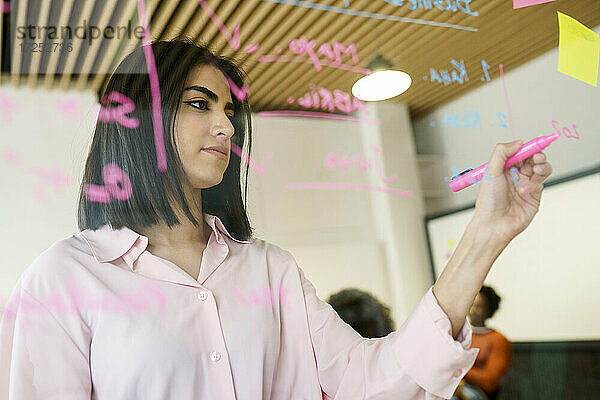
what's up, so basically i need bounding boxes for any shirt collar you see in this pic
[80,213,251,265]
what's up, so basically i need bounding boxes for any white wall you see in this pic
[246,113,395,312]
[249,105,431,324]
[413,25,600,215]
[0,86,98,298]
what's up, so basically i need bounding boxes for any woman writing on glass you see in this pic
[0,40,552,400]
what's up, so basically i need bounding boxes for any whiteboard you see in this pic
[426,168,600,342]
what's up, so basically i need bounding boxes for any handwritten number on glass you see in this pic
[496,112,508,128]
[481,59,491,81]
[98,92,140,129]
[85,164,133,203]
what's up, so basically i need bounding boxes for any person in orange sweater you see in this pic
[464,286,512,399]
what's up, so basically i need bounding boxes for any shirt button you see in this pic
[210,351,221,362]
[453,368,463,378]
[197,291,208,301]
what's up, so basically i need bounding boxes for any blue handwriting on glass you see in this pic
[428,59,492,85]
[442,110,481,129]
[430,111,508,129]
[378,0,478,16]
[429,59,469,85]
[261,1,478,31]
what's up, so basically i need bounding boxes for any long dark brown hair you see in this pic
[77,39,253,241]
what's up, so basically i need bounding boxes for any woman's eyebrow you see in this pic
[183,85,234,112]
[183,85,219,102]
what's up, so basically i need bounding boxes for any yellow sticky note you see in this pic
[557,12,600,87]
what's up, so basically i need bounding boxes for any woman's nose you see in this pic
[211,116,235,139]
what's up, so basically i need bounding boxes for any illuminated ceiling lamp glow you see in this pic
[352,54,411,101]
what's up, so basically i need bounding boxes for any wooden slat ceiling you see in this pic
[1,0,599,117]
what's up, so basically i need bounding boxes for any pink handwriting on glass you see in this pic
[226,75,250,102]
[287,84,367,114]
[1,281,167,332]
[230,143,273,177]
[321,146,397,184]
[135,0,167,172]
[229,284,289,310]
[0,91,22,121]
[197,0,241,50]
[190,3,364,101]
[58,98,84,121]
[197,0,262,54]
[98,91,140,129]
[198,1,366,74]
[551,120,580,140]
[287,37,359,72]
[85,163,133,203]
[192,0,251,101]
[2,150,74,201]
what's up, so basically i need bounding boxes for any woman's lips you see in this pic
[202,148,228,161]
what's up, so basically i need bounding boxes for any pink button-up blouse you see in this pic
[0,213,478,400]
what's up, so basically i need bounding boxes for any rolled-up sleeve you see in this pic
[0,280,92,399]
[297,264,479,400]
[390,287,479,399]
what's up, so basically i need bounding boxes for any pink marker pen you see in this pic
[449,132,560,192]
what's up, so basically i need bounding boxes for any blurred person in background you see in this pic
[327,288,395,338]
[463,286,512,399]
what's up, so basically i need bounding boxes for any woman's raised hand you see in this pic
[472,140,553,246]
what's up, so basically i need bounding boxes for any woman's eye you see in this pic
[188,100,208,110]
